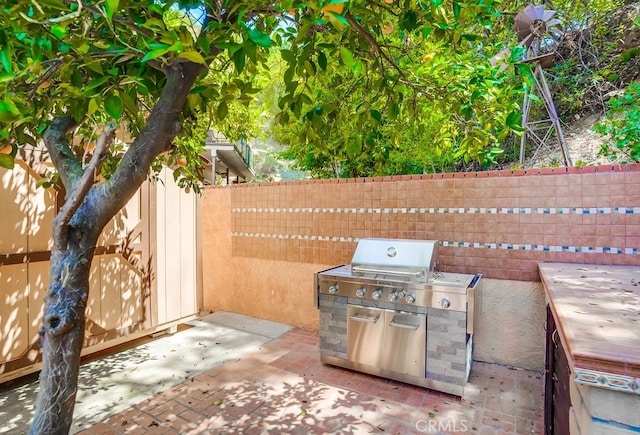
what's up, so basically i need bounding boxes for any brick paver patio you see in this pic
[81,328,544,434]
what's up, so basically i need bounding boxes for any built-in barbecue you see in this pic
[314,238,481,396]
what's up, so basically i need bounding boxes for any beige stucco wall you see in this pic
[473,278,546,371]
[202,187,327,329]
[203,257,325,330]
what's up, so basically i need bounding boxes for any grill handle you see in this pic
[349,313,380,324]
[352,266,423,277]
[389,319,420,330]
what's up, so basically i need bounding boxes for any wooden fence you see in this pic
[0,158,200,383]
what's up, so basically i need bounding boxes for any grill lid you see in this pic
[351,238,438,282]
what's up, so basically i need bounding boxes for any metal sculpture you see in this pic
[513,4,572,166]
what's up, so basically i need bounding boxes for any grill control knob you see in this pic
[356,288,366,297]
[388,291,398,302]
[328,285,339,294]
[405,294,416,304]
[372,289,383,300]
[440,298,451,308]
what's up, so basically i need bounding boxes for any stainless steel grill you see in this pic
[314,238,481,396]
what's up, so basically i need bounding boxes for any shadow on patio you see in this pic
[79,325,544,434]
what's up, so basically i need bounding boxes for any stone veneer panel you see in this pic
[426,308,468,386]
[318,294,347,360]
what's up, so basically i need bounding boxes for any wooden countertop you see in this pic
[539,262,640,377]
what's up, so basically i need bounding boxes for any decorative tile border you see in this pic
[232,232,358,242]
[442,241,628,254]
[231,233,638,255]
[574,367,640,395]
[231,206,640,215]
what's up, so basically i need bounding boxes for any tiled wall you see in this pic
[225,165,640,281]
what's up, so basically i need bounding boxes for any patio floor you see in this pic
[80,326,545,434]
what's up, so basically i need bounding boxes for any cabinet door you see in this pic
[380,310,426,377]
[347,306,385,367]
[545,305,571,435]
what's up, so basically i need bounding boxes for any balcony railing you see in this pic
[207,134,252,171]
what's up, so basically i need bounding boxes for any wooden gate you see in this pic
[0,159,200,382]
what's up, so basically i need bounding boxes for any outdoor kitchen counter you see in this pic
[539,262,640,378]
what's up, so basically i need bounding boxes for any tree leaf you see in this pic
[247,28,271,48]
[304,60,316,76]
[50,24,67,39]
[453,2,461,20]
[233,48,245,73]
[327,11,348,27]
[104,94,123,120]
[141,46,169,63]
[0,153,14,169]
[400,10,418,31]
[340,47,354,67]
[120,92,137,116]
[88,97,100,116]
[317,51,327,71]
[346,141,362,158]
[0,45,12,74]
[244,39,257,63]
[506,111,524,132]
[216,101,228,120]
[82,76,110,96]
[106,0,119,20]
[178,50,206,64]
[280,49,296,64]
[0,99,21,122]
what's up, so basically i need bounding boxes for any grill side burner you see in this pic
[314,238,481,396]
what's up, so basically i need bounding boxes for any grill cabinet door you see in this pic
[347,306,385,368]
[381,310,426,377]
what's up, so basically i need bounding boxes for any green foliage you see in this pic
[269,0,526,177]
[0,0,271,189]
[6,0,628,187]
[594,83,640,161]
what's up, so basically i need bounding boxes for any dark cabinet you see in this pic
[545,305,571,435]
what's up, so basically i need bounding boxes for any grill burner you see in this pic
[315,238,481,396]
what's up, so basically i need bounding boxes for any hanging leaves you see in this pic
[104,94,123,120]
[247,28,271,48]
[216,101,228,121]
[106,0,120,20]
[339,47,354,67]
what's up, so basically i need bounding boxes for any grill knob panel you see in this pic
[440,298,451,308]
[388,291,398,302]
[356,287,366,297]
[405,294,416,304]
[372,289,383,300]
[328,285,339,294]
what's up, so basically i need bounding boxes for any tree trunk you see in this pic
[28,61,206,434]
[29,225,97,435]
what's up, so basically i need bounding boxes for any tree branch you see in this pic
[56,122,117,229]
[364,0,400,16]
[92,61,207,227]
[60,0,155,39]
[344,12,405,78]
[43,116,82,191]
